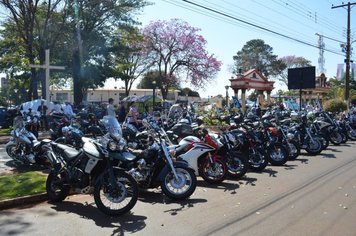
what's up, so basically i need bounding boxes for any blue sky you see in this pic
[132,0,355,98]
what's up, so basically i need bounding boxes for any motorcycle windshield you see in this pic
[102,115,122,139]
[13,115,24,129]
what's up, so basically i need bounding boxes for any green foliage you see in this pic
[279,55,312,87]
[0,171,47,201]
[233,39,286,77]
[323,99,347,113]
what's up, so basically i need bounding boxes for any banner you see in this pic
[336,64,344,81]
[231,96,241,108]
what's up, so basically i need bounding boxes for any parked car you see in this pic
[0,106,8,128]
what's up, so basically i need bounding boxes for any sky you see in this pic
[123,0,356,98]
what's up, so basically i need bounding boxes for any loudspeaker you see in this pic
[288,66,316,90]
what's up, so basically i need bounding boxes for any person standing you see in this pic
[128,101,139,127]
[37,100,48,130]
[118,102,126,123]
[107,98,116,117]
[63,102,75,119]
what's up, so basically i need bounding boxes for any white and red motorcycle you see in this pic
[173,128,228,184]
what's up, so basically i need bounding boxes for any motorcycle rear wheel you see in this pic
[161,167,197,200]
[199,157,227,184]
[94,170,138,216]
[46,170,70,202]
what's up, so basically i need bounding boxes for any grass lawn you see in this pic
[0,171,47,201]
[0,128,11,135]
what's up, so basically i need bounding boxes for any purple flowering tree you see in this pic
[141,18,222,99]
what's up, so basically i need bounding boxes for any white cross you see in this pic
[29,49,65,101]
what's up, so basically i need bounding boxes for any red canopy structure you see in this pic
[229,69,274,110]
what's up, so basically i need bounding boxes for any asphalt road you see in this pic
[0,142,356,236]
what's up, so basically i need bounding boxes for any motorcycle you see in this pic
[176,128,228,184]
[215,128,249,179]
[110,118,197,200]
[47,116,138,216]
[6,114,50,165]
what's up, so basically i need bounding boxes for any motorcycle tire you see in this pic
[226,151,249,179]
[318,135,329,150]
[248,147,269,172]
[94,169,138,216]
[305,138,322,155]
[6,143,17,158]
[199,157,227,184]
[46,170,70,202]
[329,131,342,145]
[347,128,356,141]
[161,167,197,200]
[340,132,348,144]
[287,140,301,160]
[268,143,289,166]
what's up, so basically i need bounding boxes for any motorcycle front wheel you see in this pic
[226,151,249,179]
[46,170,70,202]
[268,143,289,166]
[287,140,300,160]
[6,143,17,159]
[161,167,197,200]
[94,170,138,216]
[199,157,227,184]
[347,128,356,140]
[329,131,342,145]
[248,147,269,172]
[305,138,322,155]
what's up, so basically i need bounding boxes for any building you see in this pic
[49,86,185,105]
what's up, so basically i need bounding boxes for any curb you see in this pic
[0,193,48,210]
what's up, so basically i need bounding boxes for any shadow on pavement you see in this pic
[50,200,147,236]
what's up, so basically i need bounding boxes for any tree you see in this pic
[69,0,149,105]
[0,0,70,100]
[141,18,221,99]
[279,55,312,87]
[233,39,286,77]
[137,70,180,89]
[111,27,151,96]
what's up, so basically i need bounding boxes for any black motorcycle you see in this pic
[47,118,138,216]
[110,119,197,200]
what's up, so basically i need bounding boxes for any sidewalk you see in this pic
[0,131,52,209]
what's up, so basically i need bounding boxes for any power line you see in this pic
[181,0,344,56]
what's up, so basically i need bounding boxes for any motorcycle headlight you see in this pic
[108,141,118,151]
[287,133,295,139]
[118,139,127,150]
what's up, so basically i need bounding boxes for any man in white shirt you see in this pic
[63,102,74,118]
[107,98,116,117]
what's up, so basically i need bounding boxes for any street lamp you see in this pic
[13,88,18,106]
[225,85,229,108]
[152,80,156,111]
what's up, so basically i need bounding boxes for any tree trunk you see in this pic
[72,50,84,106]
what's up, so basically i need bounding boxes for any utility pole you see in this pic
[332,2,356,110]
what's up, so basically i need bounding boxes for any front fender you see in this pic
[5,139,15,147]
[158,160,193,182]
[95,166,127,185]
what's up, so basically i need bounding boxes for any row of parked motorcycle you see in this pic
[5,106,356,216]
